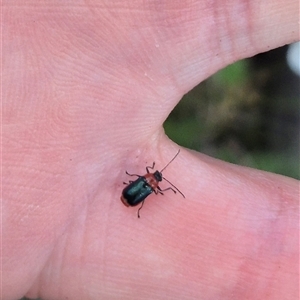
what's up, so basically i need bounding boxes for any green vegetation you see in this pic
[164,54,299,179]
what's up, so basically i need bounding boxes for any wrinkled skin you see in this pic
[3,0,299,299]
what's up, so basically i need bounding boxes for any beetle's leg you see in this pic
[137,200,145,218]
[161,177,185,198]
[124,172,140,185]
[123,180,134,185]
[158,186,177,194]
[146,162,155,173]
[154,187,164,195]
[125,171,140,177]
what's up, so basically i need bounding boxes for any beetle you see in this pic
[121,149,185,218]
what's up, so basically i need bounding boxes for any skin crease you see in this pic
[2,0,299,299]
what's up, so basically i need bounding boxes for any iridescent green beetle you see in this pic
[121,150,185,218]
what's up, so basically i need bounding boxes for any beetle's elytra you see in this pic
[121,150,185,218]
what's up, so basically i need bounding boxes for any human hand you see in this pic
[3,0,299,299]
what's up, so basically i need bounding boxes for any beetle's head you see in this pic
[153,171,163,182]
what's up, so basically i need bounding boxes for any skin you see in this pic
[2,0,299,299]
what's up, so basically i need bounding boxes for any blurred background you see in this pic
[164,43,300,179]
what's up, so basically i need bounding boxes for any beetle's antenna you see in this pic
[162,176,185,198]
[160,149,180,173]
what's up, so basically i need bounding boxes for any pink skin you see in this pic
[3,0,299,299]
